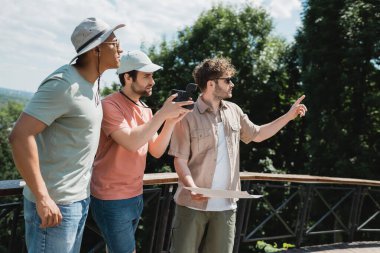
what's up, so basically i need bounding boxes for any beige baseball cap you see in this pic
[116,50,162,74]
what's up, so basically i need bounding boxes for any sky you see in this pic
[0,0,302,93]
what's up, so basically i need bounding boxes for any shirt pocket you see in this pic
[229,123,240,147]
[230,123,240,132]
[190,128,213,154]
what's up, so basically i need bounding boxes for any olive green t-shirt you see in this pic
[23,65,102,204]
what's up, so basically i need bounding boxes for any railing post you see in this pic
[233,180,250,253]
[349,186,362,241]
[8,202,22,253]
[295,184,313,247]
[154,184,173,253]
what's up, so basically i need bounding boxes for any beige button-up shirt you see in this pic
[169,96,260,210]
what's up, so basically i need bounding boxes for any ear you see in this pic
[124,73,132,84]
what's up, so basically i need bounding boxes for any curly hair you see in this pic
[192,57,236,92]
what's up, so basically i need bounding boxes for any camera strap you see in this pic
[119,90,149,108]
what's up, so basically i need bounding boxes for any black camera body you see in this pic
[171,83,197,109]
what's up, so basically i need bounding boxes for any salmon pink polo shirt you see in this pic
[91,92,153,200]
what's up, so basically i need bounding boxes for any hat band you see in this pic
[76,28,108,53]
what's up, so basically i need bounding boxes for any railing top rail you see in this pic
[0,180,25,197]
[239,172,380,187]
[144,172,380,187]
[1,172,380,196]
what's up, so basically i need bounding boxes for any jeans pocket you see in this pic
[23,198,40,225]
[136,195,144,217]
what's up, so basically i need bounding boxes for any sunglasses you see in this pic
[103,39,120,48]
[213,77,234,84]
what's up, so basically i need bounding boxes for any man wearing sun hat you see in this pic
[90,50,193,253]
[9,17,125,253]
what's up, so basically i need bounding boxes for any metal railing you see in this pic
[1,172,379,253]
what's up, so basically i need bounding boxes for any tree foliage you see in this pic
[0,101,23,180]
[0,102,24,252]
[101,82,119,97]
[296,0,380,178]
[1,1,379,251]
[146,4,307,174]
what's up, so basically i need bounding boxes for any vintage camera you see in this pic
[171,83,197,109]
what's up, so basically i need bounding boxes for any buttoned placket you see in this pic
[220,107,234,188]
[209,108,219,179]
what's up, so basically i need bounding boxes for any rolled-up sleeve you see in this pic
[169,117,191,160]
[238,106,260,144]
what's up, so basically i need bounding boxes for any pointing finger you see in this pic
[294,95,306,106]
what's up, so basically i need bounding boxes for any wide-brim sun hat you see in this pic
[70,17,126,64]
[116,50,162,74]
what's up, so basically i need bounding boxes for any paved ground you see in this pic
[288,241,380,253]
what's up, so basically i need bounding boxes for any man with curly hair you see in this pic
[169,57,307,253]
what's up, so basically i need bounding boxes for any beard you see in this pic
[131,82,152,97]
[214,82,232,100]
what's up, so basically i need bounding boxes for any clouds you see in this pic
[268,0,301,18]
[0,0,300,92]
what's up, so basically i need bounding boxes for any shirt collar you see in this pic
[196,94,228,114]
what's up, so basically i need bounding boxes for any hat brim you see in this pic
[69,24,125,64]
[137,64,163,73]
[117,63,162,74]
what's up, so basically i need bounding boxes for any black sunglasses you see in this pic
[213,77,234,84]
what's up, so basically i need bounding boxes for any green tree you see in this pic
[0,101,24,253]
[296,0,380,178]
[147,4,307,174]
[101,82,120,97]
[0,101,23,180]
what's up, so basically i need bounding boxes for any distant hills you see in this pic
[0,87,34,107]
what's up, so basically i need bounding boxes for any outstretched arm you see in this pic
[111,94,193,152]
[9,113,62,228]
[253,95,307,142]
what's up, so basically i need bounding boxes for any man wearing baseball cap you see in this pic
[90,50,193,253]
[9,17,125,252]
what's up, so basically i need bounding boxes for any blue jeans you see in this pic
[90,195,143,253]
[23,197,90,253]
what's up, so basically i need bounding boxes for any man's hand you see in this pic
[187,187,209,202]
[174,158,208,201]
[160,94,193,120]
[287,95,307,120]
[36,196,63,228]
